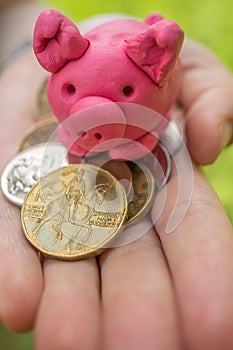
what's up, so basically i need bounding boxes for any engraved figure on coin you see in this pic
[31,168,112,252]
[7,157,40,195]
[31,179,67,239]
[59,168,93,251]
[59,169,112,251]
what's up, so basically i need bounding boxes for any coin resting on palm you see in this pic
[1,143,68,206]
[34,77,51,120]
[86,154,154,226]
[18,116,58,152]
[21,164,128,260]
[86,154,133,196]
[126,162,155,226]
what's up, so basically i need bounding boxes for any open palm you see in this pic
[0,21,233,350]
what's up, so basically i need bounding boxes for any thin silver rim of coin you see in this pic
[1,142,68,207]
[155,142,172,193]
[159,120,184,157]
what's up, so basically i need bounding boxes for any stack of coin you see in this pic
[34,77,52,120]
[1,145,157,259]
[18,116,59,152]
[19,159,156,259]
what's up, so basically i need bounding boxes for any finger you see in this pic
[99,223,182,350]
[0,192,43,332]
[35,258,101,350]
[179,38,233,164]
[0,52,47,332]
[0,51,47,166]
[1,50,46,119]
[152,164,233,350]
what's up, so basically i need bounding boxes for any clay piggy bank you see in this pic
[33,10,184,160]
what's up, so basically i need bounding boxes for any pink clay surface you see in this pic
[33,10,184,160]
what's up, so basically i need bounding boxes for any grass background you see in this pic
[1,0,232,348]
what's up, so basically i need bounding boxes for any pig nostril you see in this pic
[94,133,102,140]
[123,85,134,97]
[62,83,76,98]
[66,84,76,95]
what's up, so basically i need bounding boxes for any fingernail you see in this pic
[220,120,233,151]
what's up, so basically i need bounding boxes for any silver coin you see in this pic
[143,142,171,193]
[1,143,68,206]
[159,120,184,157]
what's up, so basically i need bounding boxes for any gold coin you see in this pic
[34,77,51,120]
[86,153,133,196]
[126,162,155,226]
[18,116,59,152]
[21,164,127,260]
[87,156,154,225]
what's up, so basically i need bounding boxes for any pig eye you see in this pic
[123,85,134,97]
[62,83,76,98]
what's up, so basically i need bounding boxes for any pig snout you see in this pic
[60,97,127,154]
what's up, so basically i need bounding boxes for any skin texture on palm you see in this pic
[0,33,233,350]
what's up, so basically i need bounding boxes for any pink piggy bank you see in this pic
[33,10,184,160]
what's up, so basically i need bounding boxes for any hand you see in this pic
[0,39,233,350]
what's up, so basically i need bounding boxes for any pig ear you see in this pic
[144,13,164,26]
[33,10,90,73]
[125,20,184,87]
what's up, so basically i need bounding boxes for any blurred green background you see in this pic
[1,0,232,348]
